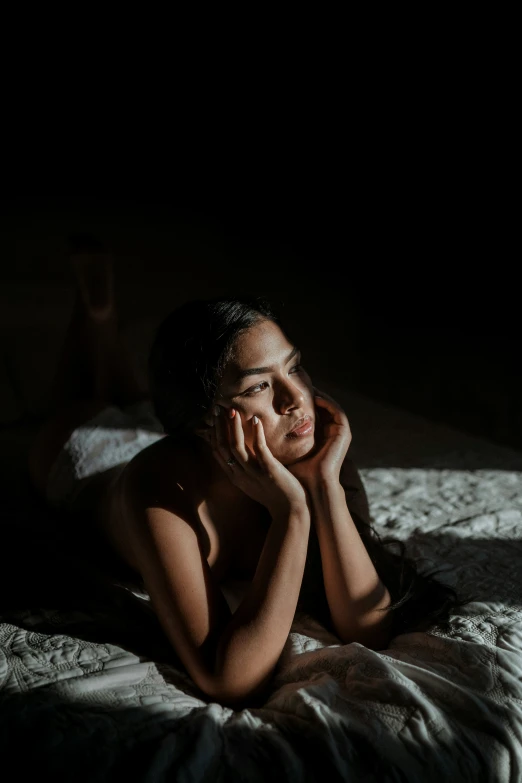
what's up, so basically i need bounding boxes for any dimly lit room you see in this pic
[1,157,521,781]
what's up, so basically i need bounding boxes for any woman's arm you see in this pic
[126,493,310,709]
[126,406,312,708]
[214,505,310,704]
[208,406,312,704]
[307,477,393,649]
[289,391,393,650]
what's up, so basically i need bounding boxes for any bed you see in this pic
[0,384,521,782]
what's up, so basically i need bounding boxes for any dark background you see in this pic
[2,175,520,451]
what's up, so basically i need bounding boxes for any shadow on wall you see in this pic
[2,204,521,463]
[5,202,521,452]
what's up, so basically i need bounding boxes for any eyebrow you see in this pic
[234,346,300,382]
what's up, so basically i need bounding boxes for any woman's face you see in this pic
[214,319,316,465]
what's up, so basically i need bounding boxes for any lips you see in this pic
[286,414,314,438]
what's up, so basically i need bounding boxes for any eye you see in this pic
[240,363,304,397]
[242,381,269,396]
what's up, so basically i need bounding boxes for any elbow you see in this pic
[178,650,263,706]
[203,665,275,709]
[215,672,274,708]
[205,640,277,707]
[192,639,259,706]
[188,672,249,708]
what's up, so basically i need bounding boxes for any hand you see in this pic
[288,388,352,486]
[210,405,309,519]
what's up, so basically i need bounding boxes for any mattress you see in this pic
[0,388,521,782]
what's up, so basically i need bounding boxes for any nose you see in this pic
[275,377,305,414]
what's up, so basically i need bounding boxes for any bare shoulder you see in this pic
[102,436,234,697]
[101,435,203,572]
[126,430,201,490]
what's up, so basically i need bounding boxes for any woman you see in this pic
[28,239,464,708]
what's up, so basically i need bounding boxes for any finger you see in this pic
[313,388,343,412]
[314,393,349,425]
[210,414,239,473]
[228,408,249,463]
[314,393,341,411]
[313,386,337,403]
[251,416,273,470]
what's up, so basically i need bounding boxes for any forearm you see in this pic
[214,505,310,705]
[309,479,392,648]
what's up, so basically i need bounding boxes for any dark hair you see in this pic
[149,296,474,639]
[347,513,475,636]
[300,502,476,639]
[148,296,279,436]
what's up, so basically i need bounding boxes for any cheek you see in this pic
[237,406,279,450]
[300,372,314,398]
[237,410,314,464]
[235,404,267,445]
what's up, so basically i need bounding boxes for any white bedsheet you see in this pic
[1,391,521,782]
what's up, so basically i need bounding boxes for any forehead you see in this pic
[222,320,293,379]
[234,320,291,361]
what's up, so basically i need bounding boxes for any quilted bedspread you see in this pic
[1,390,521,782]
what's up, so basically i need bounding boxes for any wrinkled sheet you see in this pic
[1,390,521,782]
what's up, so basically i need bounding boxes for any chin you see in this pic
[278,435,316,466]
